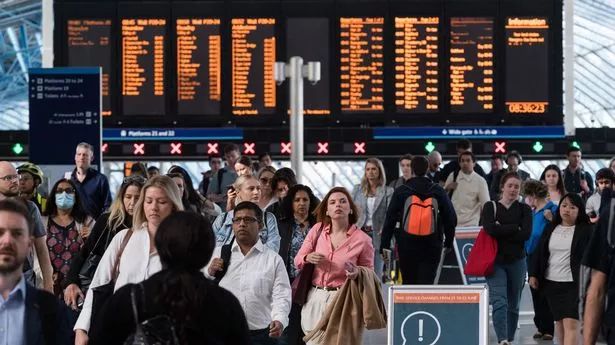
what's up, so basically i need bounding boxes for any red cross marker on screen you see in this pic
[101,143,108,153]
[354,142,366,154]
[281,142,292,154]
[244,142,256,155]
[317,142,329,154]
[170,143,182,155]
[133,143,145,155]
[495,141,507,153]
[207,142,219,155]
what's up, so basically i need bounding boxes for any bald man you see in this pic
[0,162,53,292]
[427,151,442,182]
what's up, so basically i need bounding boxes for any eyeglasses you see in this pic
[123,175,147,185]
[56,187,75,194]
[0,175,20,182]
[232,216,258,224]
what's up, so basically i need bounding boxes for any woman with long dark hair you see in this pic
[90,211,250,344]
[42,178,95,297]
[63,175,146,309]
[529,193,593,345]
[168,165,220,219]
[540,165,566,205]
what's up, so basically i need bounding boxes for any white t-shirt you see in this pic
[366,196,376,227]
[545,224,575,282]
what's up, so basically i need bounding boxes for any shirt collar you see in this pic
[2,275,26,303]
[231,237,265,254]
[459,171,475,181]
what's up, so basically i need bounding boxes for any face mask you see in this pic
[55,192,75,209]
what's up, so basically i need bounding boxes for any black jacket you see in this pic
[64,212,131,289]
[482,200,532,264]
[278,218,316,277]
[25,284,74,345]
[529,222,593,287]
[89,270,251,345]
[380,176,457,252]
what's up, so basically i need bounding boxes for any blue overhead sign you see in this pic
[103,128,244,141]
[373,126,565,139]
[28,67,102,167]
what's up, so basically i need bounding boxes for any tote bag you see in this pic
[464,201,498,277]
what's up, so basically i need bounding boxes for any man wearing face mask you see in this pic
[0,161,54,292]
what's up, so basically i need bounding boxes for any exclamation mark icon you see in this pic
[418,319,424,342]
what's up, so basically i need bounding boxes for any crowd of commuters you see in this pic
[0,138,615,344]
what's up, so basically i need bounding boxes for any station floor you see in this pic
[360,284,605,345]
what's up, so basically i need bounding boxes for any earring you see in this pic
[349,210,353,214]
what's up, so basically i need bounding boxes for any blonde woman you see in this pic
[63,175,146,309]
[74,175,184,345]
[351,158,393,281]
[213,174,281,252]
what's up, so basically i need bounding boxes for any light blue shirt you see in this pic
[525,201,559,255]
[212,210,281,253]
[0,275,26,345]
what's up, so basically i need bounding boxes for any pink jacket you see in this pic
[294,222,374,288]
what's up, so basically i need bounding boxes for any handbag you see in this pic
[464,201,499,277]
[291,223,324,306]
[91,229,134,328]
[124,284,180,345]
[78,227,112,292]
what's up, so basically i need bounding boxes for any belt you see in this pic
[312,284,340,291]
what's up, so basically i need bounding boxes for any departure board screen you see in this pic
[505,17,549,114]
[67,19,112,116]
[176,18,221,115]
[450,17,494,113]
[231,18,276,116]
[394,17,439,113]
[121,18,167,115]
[339,17,384,113]
[287,18,330,115]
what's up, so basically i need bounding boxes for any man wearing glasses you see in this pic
[207,143,241,208]
[205,201,291,345]
[68,142,112,220]
[0,161,54,292]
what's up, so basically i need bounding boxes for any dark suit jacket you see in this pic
[25,284,74,345]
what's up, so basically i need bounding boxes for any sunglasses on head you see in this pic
[123,175,147,185]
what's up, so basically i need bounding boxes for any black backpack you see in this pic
[124,284,180,345]
[214,236,234,284]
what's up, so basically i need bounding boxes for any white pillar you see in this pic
[564,0,575,135]
[41,0,54,67]
[289,56,304,184]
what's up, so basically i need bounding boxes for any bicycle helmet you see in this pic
[17,162,44,182]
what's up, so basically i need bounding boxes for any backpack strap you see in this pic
[214,236,235,284]
[217,168,226,193]
[448,169,460,198]
[112,229,134,282]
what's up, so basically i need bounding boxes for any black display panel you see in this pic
[286,18,330,115]
[505,17,549,114]
[176,18,221,115]
[231,18,276,116]
[66,19,113,116]
[449,17,494,113]
[121,18,167,116]
[339,17,384,113]
[394,16,439,113]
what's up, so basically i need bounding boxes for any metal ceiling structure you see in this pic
[0,0,613,131]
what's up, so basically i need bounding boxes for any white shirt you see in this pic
[75,225,163,332]
[546,224,575,282]
[366,196,376,227]
[204,240,291,330]
[446,171,490,227]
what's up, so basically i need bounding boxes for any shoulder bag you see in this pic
[291,223,324,306]
[464,201,499,277]
[90,229,134,328]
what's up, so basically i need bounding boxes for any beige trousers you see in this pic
[300,287,338,345]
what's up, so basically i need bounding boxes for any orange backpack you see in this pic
[401,186,439,237]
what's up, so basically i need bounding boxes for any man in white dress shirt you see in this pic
[206,201,291,345]
[445,151,490,227]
